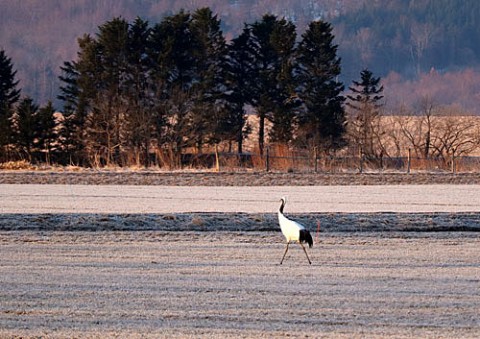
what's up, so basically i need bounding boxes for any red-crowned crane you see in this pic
[278,197,313,265]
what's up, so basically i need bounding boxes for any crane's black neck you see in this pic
[279,199,285,213]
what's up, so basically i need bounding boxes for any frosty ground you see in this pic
[1,231,479,338]
[0,173,479,338]
[2,184,480,214]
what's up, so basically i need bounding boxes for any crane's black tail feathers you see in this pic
[300,230,313,248]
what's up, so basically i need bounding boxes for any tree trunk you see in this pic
[237,135,243,154]
[258,112,265,156]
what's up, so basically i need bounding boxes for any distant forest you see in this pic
[3,0,480,112]
[336,0,480,77]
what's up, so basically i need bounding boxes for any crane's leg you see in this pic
[299,243,312,265]
[280,242,290,265]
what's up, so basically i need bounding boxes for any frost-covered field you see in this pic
[1,181,480,337]
[1,231,479,338]
[2,184,480,213]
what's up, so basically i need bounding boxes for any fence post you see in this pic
[214,144,220,172]
[265,146,270,172]
[314,147,318,173]
[359,147,364,174]
[407,148,411,174]
[451,151,456,174]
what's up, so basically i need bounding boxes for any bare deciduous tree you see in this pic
[430,109,480,160]
[410,22,437,75]
[389,100,480,163]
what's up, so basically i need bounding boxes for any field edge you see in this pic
[1,212,479,232]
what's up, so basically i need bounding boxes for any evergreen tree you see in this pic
[15,97,38,161]
[149,11,196,157]
[190,7,229,150]
[296,20,346,152]
[66,18,130,166]
[35,101,57,164]
[124,17,156,167]
[58,61,81,115]
[150,11,195,91]
[66,33,105,166]
[223,26,257,153]
[267,17,299,144]
[59,18,157,167]
[0,50,20,111]
[346,68,384,159]
[93,17,130,165]
[248,15,297,153]
[58,60,86,165]
[0,50,21,160]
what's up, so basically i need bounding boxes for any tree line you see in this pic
[3,8,384,167]
[5,1,480,108]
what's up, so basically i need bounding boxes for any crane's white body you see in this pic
[278,209,305,242]
[278,197,312,265]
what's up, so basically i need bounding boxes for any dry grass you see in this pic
[3,170,480,186]
[0,160,34,170]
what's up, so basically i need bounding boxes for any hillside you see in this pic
[335,0,480,77]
